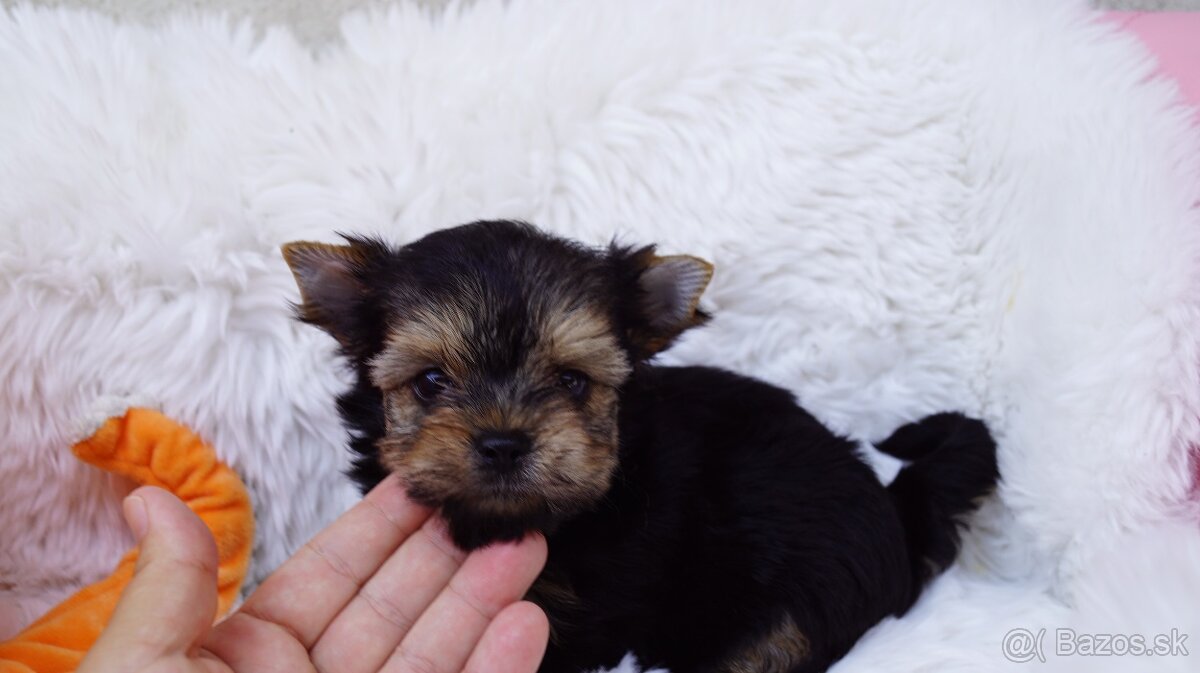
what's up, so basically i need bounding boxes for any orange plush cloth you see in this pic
[0,409,254,673]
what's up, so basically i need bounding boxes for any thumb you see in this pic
[81,486,220,669]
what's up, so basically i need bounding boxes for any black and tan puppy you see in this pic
[283,220,998,673]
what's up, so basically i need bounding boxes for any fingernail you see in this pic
[124,494,149,541]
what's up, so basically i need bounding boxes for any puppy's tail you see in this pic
[877,412,999,610]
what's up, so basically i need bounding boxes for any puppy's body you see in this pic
[530,365,911,673]
[284,221,998,673]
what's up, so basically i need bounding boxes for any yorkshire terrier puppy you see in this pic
[283,220,998,673]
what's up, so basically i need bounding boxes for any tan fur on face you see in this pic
[527,394,620,510]
[717,613,809,673]
[519,306,624,512]
[375,378,621,519]
[541,307,630,387]
[369,296,629,521]
[369,304,477,391]
[377,404,475,504]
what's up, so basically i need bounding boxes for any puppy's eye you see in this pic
[558,370,590,399]
[413,368,451,404]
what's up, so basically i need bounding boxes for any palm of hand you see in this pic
[78,476,549,673]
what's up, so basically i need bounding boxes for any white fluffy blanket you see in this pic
[2,0,1199,670]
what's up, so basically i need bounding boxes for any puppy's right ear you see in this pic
[281,240,371,346]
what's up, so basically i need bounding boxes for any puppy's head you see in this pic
[283,221,712,549]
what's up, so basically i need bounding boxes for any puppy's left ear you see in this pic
[281,240,375,348]
[623,249,714,357]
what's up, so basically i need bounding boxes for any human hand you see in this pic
[78,475,549,673]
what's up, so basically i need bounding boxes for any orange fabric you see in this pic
[0,409,254,673]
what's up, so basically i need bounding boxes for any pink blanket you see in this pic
[1108,12,1200,119]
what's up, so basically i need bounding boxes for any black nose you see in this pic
[473,431,532,474]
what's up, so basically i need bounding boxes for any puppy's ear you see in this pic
[281,240,374,346]
[617,246,714,358]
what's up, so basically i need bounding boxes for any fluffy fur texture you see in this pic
[1,0,1199,670]
[284,220,999,671]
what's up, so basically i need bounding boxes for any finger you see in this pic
[463,602,550,673]
[218,474,431,649]
[79,486,219,669]
[199,612,313,673]
[382,534,548,673]
[310,517,467,673]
